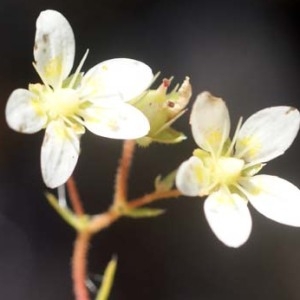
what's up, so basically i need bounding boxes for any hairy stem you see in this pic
[70,188,181,299]
[89,189,181,233]
[72,231,92,300]
[113,140,136,206]
[67,176,85,216]
[129,189,182,209]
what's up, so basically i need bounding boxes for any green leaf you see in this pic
[155,169,177,192]
[124,207,165,218]
[45,192,90,231]
[96,256,118,300]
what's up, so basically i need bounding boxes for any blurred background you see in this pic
[1,0,300,299]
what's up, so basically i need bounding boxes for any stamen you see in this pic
[235,141,255,160]
[70,115,85,126]
[80,91,122,102]
[221,184,231,196]
[171,83,180,93]
[232,183,249,202]
[220,184,240,206]
[159,76,174,92]
[204,141,216,160]
[216,122,230,158]
[68,49,90,89]
[225,116,243,157]
[130,71,161,104]
[243,161,265,170]
[150,71,161,87]
[163,78,170,88]
[203,181,219,195]
[62,117,75,127]
[32,62,52,92]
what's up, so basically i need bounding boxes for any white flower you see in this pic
[5,10,153,188]
[176,91,300,247]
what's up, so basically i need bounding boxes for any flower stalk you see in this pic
[67,176,85,216]
[72,231,92,300]
[113,139,136,207]
[66,139,181,300]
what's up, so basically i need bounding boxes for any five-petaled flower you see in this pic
[5,10,153,188]
[176,91,300,247]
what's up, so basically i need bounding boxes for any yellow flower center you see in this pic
[213,156,244,186]
[43,88,80,119]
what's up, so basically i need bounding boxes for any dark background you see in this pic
[1,0,300,299]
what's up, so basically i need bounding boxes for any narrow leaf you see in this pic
[124,207,165,218]
[155,169,177,192]
[96,256,118,300]
[45,192,89,231]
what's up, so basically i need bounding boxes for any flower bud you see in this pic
[133,76,192,146]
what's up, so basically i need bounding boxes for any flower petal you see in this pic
[5,89,46,133]
[244,175,300,227]
[82,58,153,102]
[176,156,207,196]
[41,121,80,188]
[34,10,75,88]
[190,92,230,153]
[235,106,300,163]
[83,102,150,139]
[204,190,252,248]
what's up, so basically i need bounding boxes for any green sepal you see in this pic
[96,256,118,300]
[152,127,186,144]
[124,207,165,218]
[155,169,177,192]
[136,136,153,147]
[45,192,90,232]
[136,127,186,147]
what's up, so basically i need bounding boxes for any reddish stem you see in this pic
[72,231,91,300]
[113,140,136,206]
[67,176,85,216]
[70,188,181,299]
[129,189,182,209]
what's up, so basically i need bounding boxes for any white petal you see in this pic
[204,191,252,248]
[83,102,150,139]
[176,156,207,196]
[34,10,75,88]
[190,92,230,153]
[236,106,300,163]
[41,121,80,188]
[82,58,153,102]
[5,89,46,133]
[244,175,300,227]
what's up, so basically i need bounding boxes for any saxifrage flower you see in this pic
[6,10,153,188]
[176,91,300,247]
